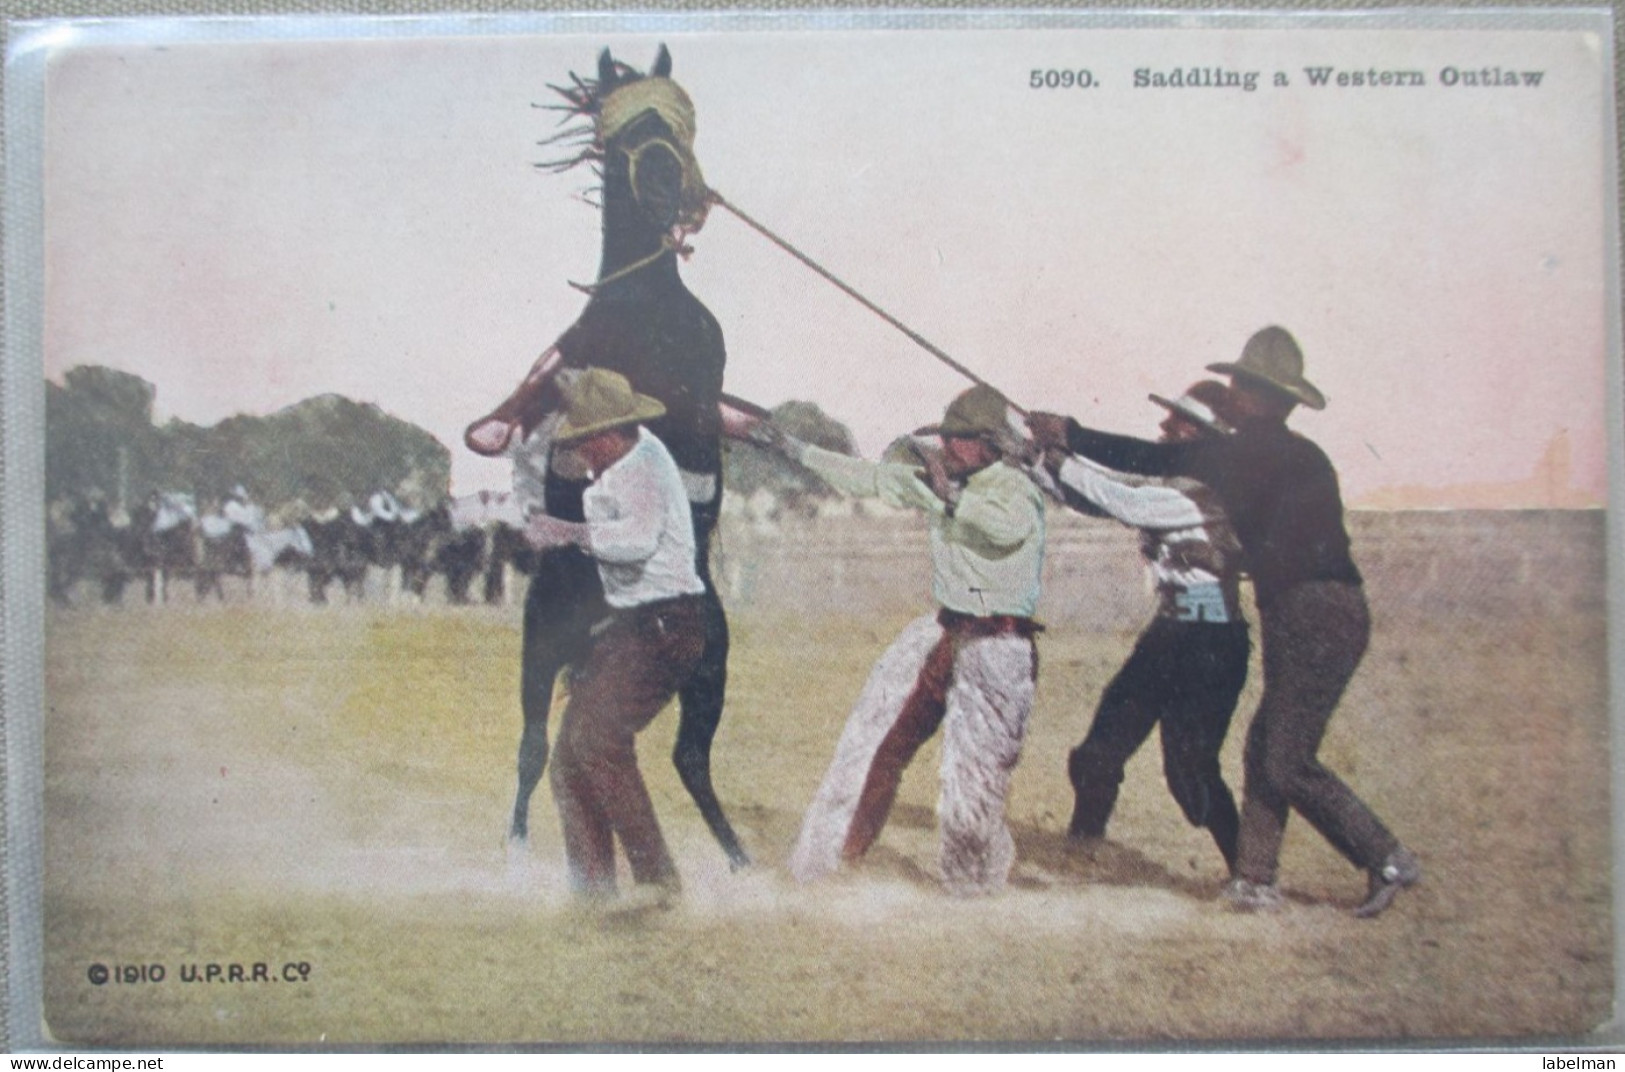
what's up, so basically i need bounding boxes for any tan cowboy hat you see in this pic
[553,367,667,443]
[1149,380,1235,436]
[914,384,1014,439]
[1206,326,1326,411]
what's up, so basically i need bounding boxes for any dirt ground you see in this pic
[39,513,1616,1046]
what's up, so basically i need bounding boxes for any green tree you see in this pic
[45,367,166,509]
[722,400,856,505]
[46,366,451,513]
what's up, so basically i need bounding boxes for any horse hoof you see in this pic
[505,834,532,868]
[504,835,541,887]
[466,419,515,457]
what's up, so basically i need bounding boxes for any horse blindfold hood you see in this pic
[598,78,710,233]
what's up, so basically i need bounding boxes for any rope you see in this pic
[568,233,689,294]
[707,189,1028,417]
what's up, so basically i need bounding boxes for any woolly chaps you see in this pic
[789,613,1036,896]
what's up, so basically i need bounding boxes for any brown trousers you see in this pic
[1235,581,1399,884]
[549,595,705,896]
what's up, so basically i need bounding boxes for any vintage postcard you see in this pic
[5,10,1620,1048]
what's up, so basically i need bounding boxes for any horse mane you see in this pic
[533,47,665,180]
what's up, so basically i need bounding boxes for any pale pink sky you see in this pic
[40,24,1614,501]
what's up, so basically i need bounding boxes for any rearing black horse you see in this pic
[467,46,749,869]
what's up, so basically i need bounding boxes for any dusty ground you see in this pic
[39,513,1615,1046]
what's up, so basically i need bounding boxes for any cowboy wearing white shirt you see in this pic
[524,368,706,903]
[1045,381,1248,872]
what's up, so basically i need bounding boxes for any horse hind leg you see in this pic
[510,551,609,845]
[512,672,573,844]
[195,571,222,602]
[510,719,548,843]
[674,692,751,871]
[673,595,751,870]
[510,625,571,843]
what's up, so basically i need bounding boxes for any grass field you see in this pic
[40,513,1615,1046]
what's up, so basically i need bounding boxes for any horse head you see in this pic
[465,44,716,458]
[540,45,710,275]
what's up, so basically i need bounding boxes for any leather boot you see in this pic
[1353,847,1422,919]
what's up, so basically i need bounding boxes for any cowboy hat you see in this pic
[914,384,1015,439]
[553,367,667,443]
[1206,326,1326,411]
[1149,380,1235,436]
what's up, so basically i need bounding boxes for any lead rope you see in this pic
[709,189,1072,507]
[706,189,1028,418]
[568,231,692,294]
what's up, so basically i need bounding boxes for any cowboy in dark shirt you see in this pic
[1029,326,1420,918]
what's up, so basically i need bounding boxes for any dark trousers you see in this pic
[550,595,706,895]
[510,507,732,851]
[1235,581,1398,884]
[1068,616,1249,868]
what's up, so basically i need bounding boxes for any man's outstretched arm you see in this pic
[1028,411,1187,477]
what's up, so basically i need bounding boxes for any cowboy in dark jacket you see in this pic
[1029,326,1420,918]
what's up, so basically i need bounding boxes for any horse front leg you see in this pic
[674,588,751,870]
